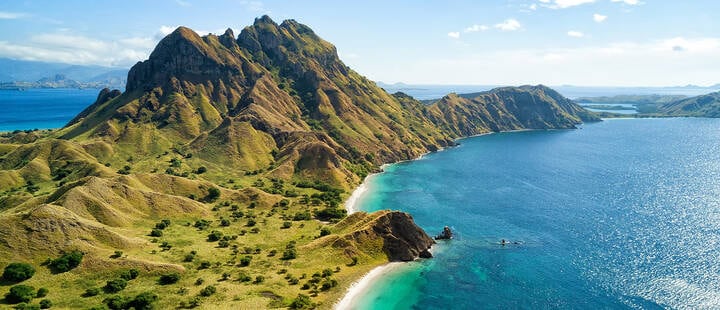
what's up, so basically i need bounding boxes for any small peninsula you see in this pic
[0,16,595,309]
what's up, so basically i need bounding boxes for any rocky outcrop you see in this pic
[327,211,434,261]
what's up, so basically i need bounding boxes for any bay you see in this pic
[0,88,100,132]
[353,118,720,309]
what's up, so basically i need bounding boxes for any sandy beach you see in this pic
[334,262,404,310]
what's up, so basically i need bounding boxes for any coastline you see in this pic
[333,262,404,310]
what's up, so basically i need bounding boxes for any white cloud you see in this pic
[611,0,639,4]
[593,13,607,22]
[464,24,489,33]
[394,37,720,86]
[159,26,177,36]
[448,32,460,39]
[0,11,26,19]
[543,0,596,9]
[239,1,268,13]
[494,19,522,31]
[529,4,538,10]
[175,0,191,7]
[567,31,585,37]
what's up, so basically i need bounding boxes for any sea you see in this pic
[351,118,720,309]
[0,88,101,132]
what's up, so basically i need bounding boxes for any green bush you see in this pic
[36,287,48,298]
[319,227,331,237]
[5,285,35,304]
[82,287,100,297]
[207,230,223,242]
[119,268,140,281]
[3,263,35,282]
[159,272,180,285]
[282,221,292,229]
[103,295,130,310]
[205,187,221,202]
[39,299,52,309]
[281,248,297,260]
[239,256,252,267]
[127,292,158,310]
[199,285,216,297]
[149,229,163,237]
[315,207,347,221]
[103,278,127,293]
[289,294,314,309]
[48,250,83,273]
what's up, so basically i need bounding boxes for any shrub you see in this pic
[82,287,100,297]
[159,273,181,285]
[205,187,221,202]
[195,166,207,174]
[199,285,216,297]
[220,219,231,227]
[3,263,35,282]
[289,294,314,309]
[110,251,123,259]
[218,240,230,248]
[36,287,48,298]
[47,250,83,273]
[281,248,297,260]
[239,256,252,267]
[103,278,128,293]
[103,295,130,310]
[198,261,211,269]
[39,299,52,309]
[5,285,35,304]
[315,207,347,220]
[237,271,252,282]
[254,275,265,284]
[207,230,223,242]
[119,269,140,281]
[282,221,292,229]
[149,229,163,237]
[292,212,311,221]
[319,227,331,237]
[128,291,158,310]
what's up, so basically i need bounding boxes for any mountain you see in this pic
[657,91,720,117]
[0,16,596,309]
[0,58,128,89]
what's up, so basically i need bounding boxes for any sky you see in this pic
[0,0,718,86]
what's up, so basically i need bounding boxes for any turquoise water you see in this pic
[0,88,100,132]
[354,118,720,309]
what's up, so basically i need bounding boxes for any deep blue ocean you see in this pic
[0,88,100,132]
[354,118,720,309]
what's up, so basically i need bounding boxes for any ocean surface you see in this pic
[353,118,720,309]
[0,88,100,132]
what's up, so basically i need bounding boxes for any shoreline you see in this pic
[333,262,404,310]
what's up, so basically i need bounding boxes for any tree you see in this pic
[36,287,49,298]
[103,278,127,293]
[149,229,163,237]
[5,285,35,304]
[159,272,181,285]
[82,287,100,297]
[127,292,158,310]
[205,187,221,202]
[207,230,223,242]
[239,256,252,267]
[3,263,35,282]
[48,250,83,273]
[119,269,140,281]
[319,227,331,237]
[39,299,52,309]
[199,285,216,297]
[289,294,314,309]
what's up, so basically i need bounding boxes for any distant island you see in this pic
[0,16,602,309]
[0,58,127,89]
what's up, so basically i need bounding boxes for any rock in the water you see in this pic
[435,226,453,240]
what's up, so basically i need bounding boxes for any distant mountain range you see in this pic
[0,58,128,89]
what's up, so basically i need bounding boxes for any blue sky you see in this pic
[0,0,717,86]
